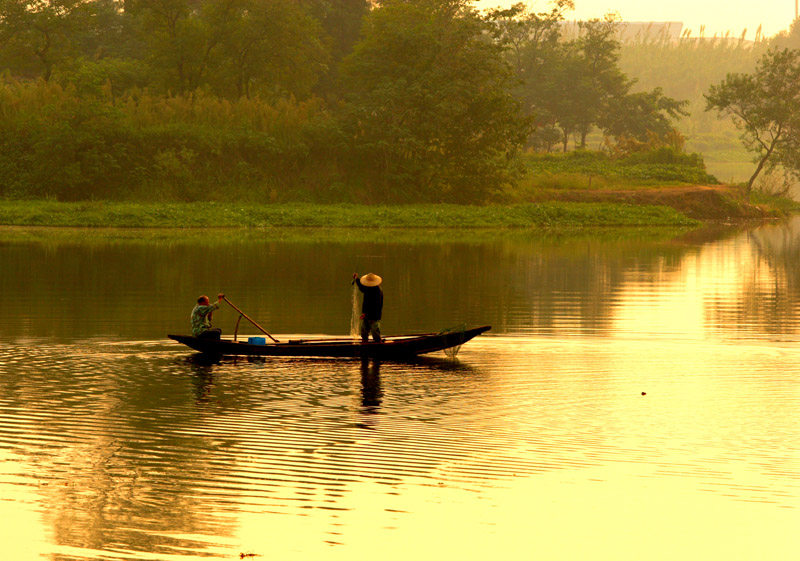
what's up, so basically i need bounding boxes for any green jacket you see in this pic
[191,302,219,336]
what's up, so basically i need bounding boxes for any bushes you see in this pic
[0,77,718,204]
[0,77,529,204]
[0,79,347,201]
[0,81,138,199]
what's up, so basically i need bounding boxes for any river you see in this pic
[0,221,798,560]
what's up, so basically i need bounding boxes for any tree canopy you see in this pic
[0,0,710,202]
[341,0,532,201]
[705,47,800,193]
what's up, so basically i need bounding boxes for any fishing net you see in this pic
[439,323,467,358]
[350,282,361,339]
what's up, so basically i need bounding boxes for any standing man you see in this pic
[353,273,383,343]
[192,293,225,339]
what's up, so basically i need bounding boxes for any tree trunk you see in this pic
[745,139,779,195]
[746,155,769,195]
[579,126,589,149]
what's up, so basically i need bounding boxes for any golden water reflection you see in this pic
[1,221,799,560]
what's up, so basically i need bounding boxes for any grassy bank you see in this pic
[517,149,718,192]
[0,201,699,228]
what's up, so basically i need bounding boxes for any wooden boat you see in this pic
[168,325,491,359]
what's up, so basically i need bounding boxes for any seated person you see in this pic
[191,293,225,339]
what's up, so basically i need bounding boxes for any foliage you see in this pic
[0,0,81,80]
[1,0,772,203]
[705,48,800,193]
[521,148,716,187]
[0,77,345,201]
[124,0,328,97]
[308,0,370,101]
[496,7,688,154]
[487,1,572,83]
[565,15,632,148]
[750,173,800,215]
[616,26,800,182]
[618,28,768,136]
[0,200,700,228]
[770,18,800,51]
[599,87,688,145]
[0,0,330,98]
[340,0,532,202]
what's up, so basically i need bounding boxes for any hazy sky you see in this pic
[476,0,797,39]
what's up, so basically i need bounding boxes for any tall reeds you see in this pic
[618,26,768,137]
[0,78,344,202]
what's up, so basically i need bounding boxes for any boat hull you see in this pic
[168,326,491,359]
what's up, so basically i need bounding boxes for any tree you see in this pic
[211,0,329,99]
[68,0,140,61]
[568,15,629,149]
[600,86,689,146]
[487,0,572,151]
[308,0,369,100]
[486,0,573,76]
[0,0,81,80]
[771,18,800,50]
[125,0,329,97]
[705,48,800,193]
[341,0,531,202]
[523,15,628,152]
[505,10,639,152]
[125,0,220,92]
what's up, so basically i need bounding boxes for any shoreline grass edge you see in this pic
[0,201,700,229]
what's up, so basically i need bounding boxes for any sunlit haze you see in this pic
[475,0,797,40]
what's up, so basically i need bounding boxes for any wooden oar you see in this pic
[222,297,279,343]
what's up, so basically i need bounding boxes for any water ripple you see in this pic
[0,336,798,560]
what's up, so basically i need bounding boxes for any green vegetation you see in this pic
[0,0,532,203]
[0,0,718,206]
[0,201,699,228]
[339,0,530,201]
[0,75,716,204]
[617,20,800,185]
[617,32,765,183]
[749,190,800,214]
[619,30,767,135]
[706,48,800,193]
[0,80,344,202]
[0,224,700,246]
[517,150,716,192]
[1,0,799,210]
[491,6,688,153]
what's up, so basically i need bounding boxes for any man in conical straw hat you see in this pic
[352,272,384,343]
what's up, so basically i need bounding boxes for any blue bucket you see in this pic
[247,337,266,345]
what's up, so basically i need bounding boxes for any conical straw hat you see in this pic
[360,273,382,287]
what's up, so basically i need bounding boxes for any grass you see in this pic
[749,190,800,214]
[0,225,702,247]
[514,150,719,196]
[0,200,700,228]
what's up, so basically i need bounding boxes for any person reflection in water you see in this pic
[353,272,383,343]
[358,359,382,430]
[191,293,225,339]
[361,359,382,410]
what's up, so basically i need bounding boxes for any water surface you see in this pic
[0,222,798,560]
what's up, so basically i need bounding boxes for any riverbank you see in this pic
[529,184,781,220]
[0,200,701,228]
[2,182,796,228]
